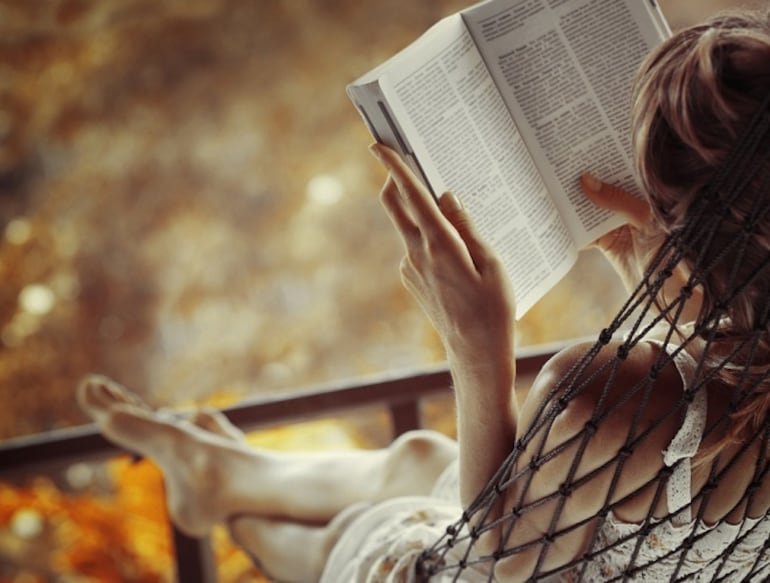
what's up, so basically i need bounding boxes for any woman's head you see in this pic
[631,9,770,333]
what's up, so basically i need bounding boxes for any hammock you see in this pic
[416,90,770,581]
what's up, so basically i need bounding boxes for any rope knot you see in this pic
[706,190,730,216]
[445,525,457,536]
[559,483,574,497]
[743,219,758,235]
[529,457,541,471]
[584,420,598,436]
[599,328,613,345]
[617,344,630,360]
[618,445,634,459]
[423,563,438,577]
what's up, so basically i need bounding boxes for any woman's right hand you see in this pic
[371,143,517,369]
[580,173,653,292]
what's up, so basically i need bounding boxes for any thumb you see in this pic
[438,192,491,269]
[581,173,650,228]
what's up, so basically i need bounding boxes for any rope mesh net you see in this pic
[416,92,770,581]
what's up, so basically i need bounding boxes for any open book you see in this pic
[347,0,670,317]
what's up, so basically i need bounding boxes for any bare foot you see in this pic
[77,374,152,420]
[191,408,246,443]
[77,375,248,536]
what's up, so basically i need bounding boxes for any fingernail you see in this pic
[442,192,463,212]
[583,173,602,192]
[79,374,103,391]
[368,143,383,160]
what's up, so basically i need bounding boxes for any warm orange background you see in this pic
[1,0,765,580]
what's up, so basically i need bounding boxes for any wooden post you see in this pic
[172,528,217,583]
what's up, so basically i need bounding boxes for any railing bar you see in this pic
[390,400,423,437]
[172,526,217,583]
[0,429,119,473]
[225,368,451,431]
[0,344,564,476]
[222,344,558,430]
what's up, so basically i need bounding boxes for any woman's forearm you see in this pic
[369,143,520,510]
[449,350,517,510]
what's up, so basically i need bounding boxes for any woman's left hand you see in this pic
[370,144,516,367]
[580,173,653,292]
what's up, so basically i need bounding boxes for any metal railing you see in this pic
[0,342,562,582]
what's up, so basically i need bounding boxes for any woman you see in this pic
[79,9,770,581]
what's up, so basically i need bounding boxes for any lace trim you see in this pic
[662,384,707,525]
[648,339,705,525]
[576,510,770,582]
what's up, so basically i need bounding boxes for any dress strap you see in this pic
[663,387,707,525]
[648,341,707,525]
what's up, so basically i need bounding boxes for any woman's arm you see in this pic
[580,174,703,322]
[580,173,652,293]
[368,154,685,580]
[370,144,518,508]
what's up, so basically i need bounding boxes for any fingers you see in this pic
[438,192,494,272]
[371,143,499,276]
[581,173,651,228]
[370,143,446,231]
[379,175,421,247]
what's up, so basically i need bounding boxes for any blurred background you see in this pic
[0,0,765,580]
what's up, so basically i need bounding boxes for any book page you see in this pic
[462,0,669,247]
[375,18,577,317]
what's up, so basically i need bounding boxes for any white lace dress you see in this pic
[569,341,770,582]
[320,342,770,582]
[320,459,489,582]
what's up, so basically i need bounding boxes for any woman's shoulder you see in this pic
[495,339,690,578]
[517,338,685,489]
[523,338,684,426]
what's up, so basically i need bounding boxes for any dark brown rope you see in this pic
[418,93,770,582]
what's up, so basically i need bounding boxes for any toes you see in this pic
[191,408,245,442]
[77,374,148,419]
[77,375,114,417]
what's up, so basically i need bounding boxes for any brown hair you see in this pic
[631,10,770,458]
